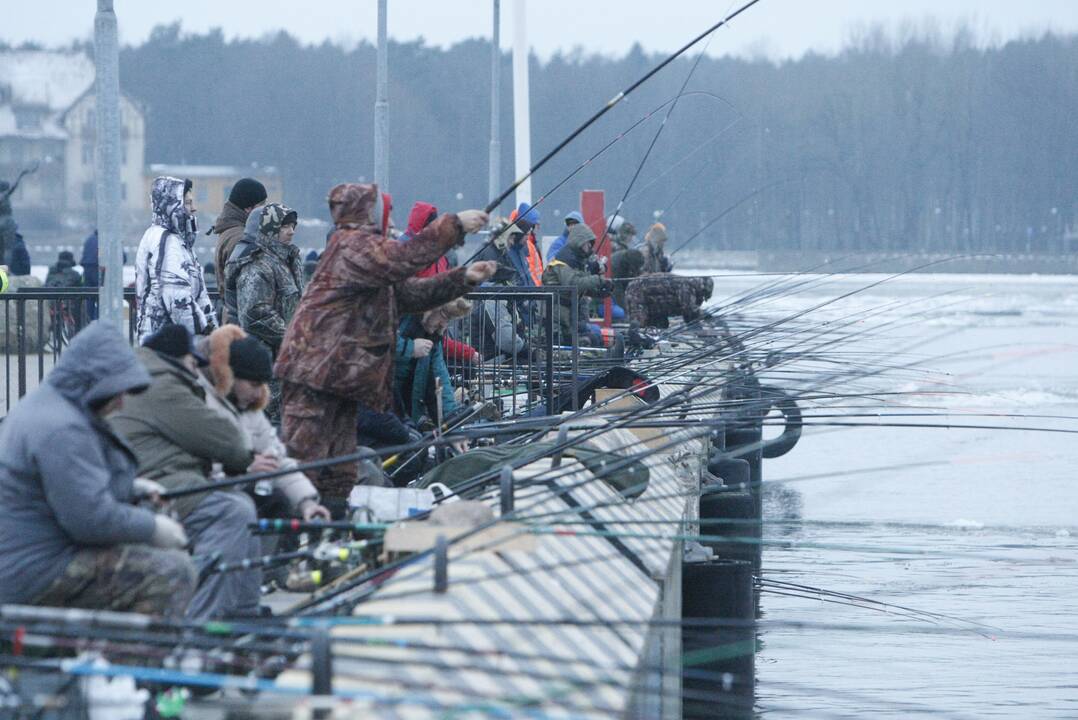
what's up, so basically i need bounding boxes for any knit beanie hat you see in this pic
[143,324,208,366]
[229,336,273,383]
[228,178,268,209]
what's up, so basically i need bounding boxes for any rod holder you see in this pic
[499,465,515,516]
[433,534,449,594]
[551,425,570,468]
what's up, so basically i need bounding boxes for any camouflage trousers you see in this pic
[281,381,359,502]
[33,544,196,618]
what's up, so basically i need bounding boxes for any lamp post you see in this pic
[93,0,123,329]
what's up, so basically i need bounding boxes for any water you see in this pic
[705,272,1078,717]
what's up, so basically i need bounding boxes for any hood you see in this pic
[515,202,539,232]
[328,183,392,234]
[210,201,250,235]
[48,321,152,410]
[563,211,583,226]
[150,176,195,242]
[197,324,246,397]
[406,202,438,236]
[257,202,298,243]
[615,221,637,249]
[556,223,597,269]
[645,223,668,247]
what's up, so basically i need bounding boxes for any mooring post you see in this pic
[681,558,755,719]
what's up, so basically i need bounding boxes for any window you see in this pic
[121,183,127,201]
[82,182,94,203]
[82,143,93,166]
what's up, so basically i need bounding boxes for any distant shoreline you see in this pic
[677,251,1078,275]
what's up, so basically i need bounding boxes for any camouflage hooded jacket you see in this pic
[135,176,217,341]
[274,183,475,410]
[224,203,305,354]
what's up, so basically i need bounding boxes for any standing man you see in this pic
[135,177,218,342]
[210,178,268,310]
[274,183,495,510]
[224,203,306,424]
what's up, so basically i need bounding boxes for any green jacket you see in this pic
[541,224,606,343]
[110,347,253,517]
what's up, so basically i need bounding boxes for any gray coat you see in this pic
[0,322,157,604]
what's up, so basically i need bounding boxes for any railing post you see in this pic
[15,298,26,400]
[543,294,555,414]
[569,287,579,410]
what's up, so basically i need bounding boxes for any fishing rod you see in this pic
[465,0,766,263]
[668,176,795,256]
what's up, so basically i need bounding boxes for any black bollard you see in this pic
[682,558,755,719]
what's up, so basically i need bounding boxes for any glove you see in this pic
[586,255,603,275]
[151,515,189,550]
[597,279,614,297]
[132,477,166,501]
[412,338,434,358]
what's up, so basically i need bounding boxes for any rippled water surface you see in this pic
[703,272,1078,718]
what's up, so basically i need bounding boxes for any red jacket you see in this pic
[408,202,477,363]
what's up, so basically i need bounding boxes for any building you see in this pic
[0,50,145,228]
[143,164,283,219]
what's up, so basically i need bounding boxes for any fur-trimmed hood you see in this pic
[195,325,270,411]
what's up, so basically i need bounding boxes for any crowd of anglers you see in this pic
[0,173,711,623]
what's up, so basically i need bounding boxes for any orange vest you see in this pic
[525,233,544,286]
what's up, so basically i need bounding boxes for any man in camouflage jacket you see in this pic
[224,203,305,423]
[274,183,494,502]
[625,275,714,329]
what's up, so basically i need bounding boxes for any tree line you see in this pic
[59,22,1078,253]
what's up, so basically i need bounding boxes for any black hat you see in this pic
[142,324,208,366]
[229,336,273,383]
[58,250,76,266]
[228,178,268,209]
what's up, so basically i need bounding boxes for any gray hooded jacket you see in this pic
[0,322,157,603]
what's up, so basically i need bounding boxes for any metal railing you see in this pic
[3,286,592,418]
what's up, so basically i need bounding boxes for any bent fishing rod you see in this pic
[466,0,765,261]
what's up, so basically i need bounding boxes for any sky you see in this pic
[3,0,1077,60]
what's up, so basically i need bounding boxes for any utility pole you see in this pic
[488,0,501,213]
[374,0,389,192]
[94,0,123,330]
[511,0,532,207]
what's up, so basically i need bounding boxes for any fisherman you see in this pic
[224,203,306,424]
[608,220,641,316]
[110,324,272,619]
[402,202,479,364]
[7,229,31,276]
[196,325,331,523]
[506,203,544,287]
[45,250,82,287]
[396,298,473,428]
[274,183,495,510]
[545,210,583,263]
[303,249,320,283]
[541,223,614,347]
[135,176,218,342]
[469,263,530,361]
[625,274,714,329]
[642,222,673,273]
[0,321,196,617]
[209,177,268,300]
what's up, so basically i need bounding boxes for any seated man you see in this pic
[110,324,266,620]
[541,223,614,347]
[195,325,331,522]
[0,321,195,617]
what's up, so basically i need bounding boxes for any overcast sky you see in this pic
[3,0,1077,60]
